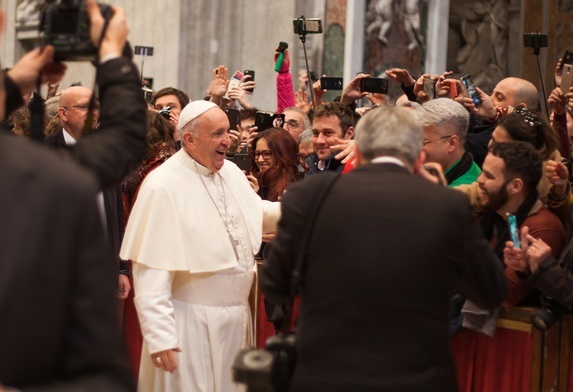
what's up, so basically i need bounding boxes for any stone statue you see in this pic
[367,0,425,51]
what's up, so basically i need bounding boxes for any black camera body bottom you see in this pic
[40,1,113,62]
[233,333,296,392]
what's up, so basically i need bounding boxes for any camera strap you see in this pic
[82,13,113,137]
[283,172,340,333]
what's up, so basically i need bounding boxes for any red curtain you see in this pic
[452,328,532,392]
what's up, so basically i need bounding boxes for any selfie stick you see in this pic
[296,16,316,108]
[528,36,549,117]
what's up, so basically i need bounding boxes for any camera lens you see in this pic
[531,304,559,331]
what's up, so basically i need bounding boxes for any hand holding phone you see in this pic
[460,75,482,107]
[507,213,521,248]
[225,107,241,131]
[561,50,573,69]
[423,78,436,100]
[360,77,389,94]
[224,71,244,100]
[243,70,255,93]
[233,152,251,174]
[561,64,573,93]
[320,77,344,90]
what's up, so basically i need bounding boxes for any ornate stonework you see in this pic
[364,0,427,100]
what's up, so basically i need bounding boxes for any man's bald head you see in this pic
[491,77,539,109]
[59,86,93,107]
[58,86,97,140]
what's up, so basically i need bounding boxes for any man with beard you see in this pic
[477,142,565,307]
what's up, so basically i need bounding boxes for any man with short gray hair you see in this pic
[262,106,506,391]
[415,98,481,187]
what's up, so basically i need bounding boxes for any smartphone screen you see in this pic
[360,78,388,94]
[506,213,520,248]
[423,78,435,99]
[320,77,343,90]
[461,75,482,107]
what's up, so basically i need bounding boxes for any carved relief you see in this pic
[364,0,427,100]
[558,0,573,13]
[450,0,509,94]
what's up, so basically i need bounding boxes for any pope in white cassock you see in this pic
[120,100,281,392]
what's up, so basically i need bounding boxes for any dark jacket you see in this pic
[0,132,134,391]
[305,152,344,176]
[262,163,507,391]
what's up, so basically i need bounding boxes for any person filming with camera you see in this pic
[0,0,148,390]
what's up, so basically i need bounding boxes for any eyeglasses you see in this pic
[422,135,452,146]
[513,106,541,127]
[284,120,300,129]
[62,104,101,112]
[253,150,272,160]
[297,152,312,161]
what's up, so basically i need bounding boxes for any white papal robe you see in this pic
[120,149,280,392]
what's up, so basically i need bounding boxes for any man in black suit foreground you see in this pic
[0,0,145,390]
[261,106,507,391]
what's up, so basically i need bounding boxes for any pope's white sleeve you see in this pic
[262,200,281,234]
[133,263,179,354]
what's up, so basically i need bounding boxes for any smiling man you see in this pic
[120,100,281,392]
[306,102,355,175]
[415,98,481,187]
[477,142,565,307]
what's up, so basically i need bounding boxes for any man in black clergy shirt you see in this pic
[261,106,507,391]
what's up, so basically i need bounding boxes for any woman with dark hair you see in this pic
[121,110,177,379]
[250,127,300,202]
[492,106,559,161]
[122,111,178,214]
[248,128,301,349]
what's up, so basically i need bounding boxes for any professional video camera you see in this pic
[40,0,113,61]
[233,333,296,392]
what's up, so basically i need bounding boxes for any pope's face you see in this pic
[190,108,232,172]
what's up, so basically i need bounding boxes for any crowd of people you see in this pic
[2,1,573,391]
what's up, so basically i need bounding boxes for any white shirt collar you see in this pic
[370,156,406,167]
[62,129,77,146]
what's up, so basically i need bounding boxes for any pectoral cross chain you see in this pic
[228,231,240,260]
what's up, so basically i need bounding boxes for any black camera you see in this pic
[40,0,113,62]
[531,296,564,331]
[233,333,296,392]
[158,106,171,120]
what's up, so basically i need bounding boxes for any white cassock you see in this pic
[120,149,280,392]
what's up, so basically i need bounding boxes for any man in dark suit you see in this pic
[0,0,145,389]
[44,85,130,298]
[261,106,507,391]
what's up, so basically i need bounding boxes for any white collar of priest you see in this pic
[178,149,218,176]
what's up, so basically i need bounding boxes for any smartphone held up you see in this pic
[460,74,482,107]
